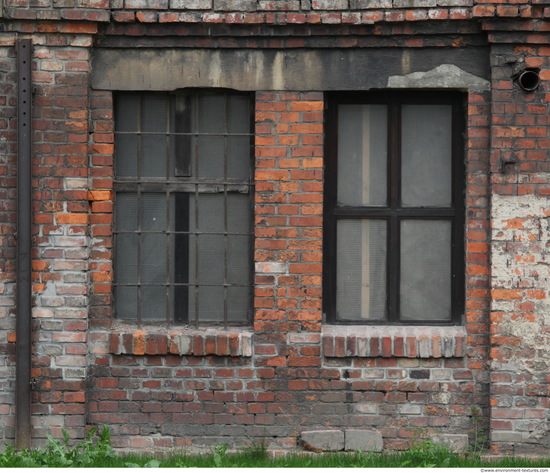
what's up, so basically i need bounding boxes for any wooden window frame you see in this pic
[323,91,466,325]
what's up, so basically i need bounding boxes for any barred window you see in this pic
[324,92,465,325]
[113,91,254,326]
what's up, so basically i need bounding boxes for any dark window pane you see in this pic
[141,193,168,232]
[193,194,224,233]
[139,193,172,319]
[227,194,250,234]
[228,235,251,285]
[115,93,139,132]
[141,286,167,320]
[227,286,250,322]
[227,136,251,180]
[228,95,250,133]
[115,193,137,231]
[115,135,138,178]
[186,233,198,285]
[142,94,168,133]
[115,234,138,284]
[401,104,452,207]
[336,220,387,321]
[142,95,170,178]
[196,286,224,323]
[175,95,192,177]
[197,135,224,179]
[338,104,388,206]
[142,135,167,178]
[189,194,250,235]
[199,95,225,133]
[140,233,167,284]
[115,286,137,320]
[400,220,452,321]
[196,234,225,285]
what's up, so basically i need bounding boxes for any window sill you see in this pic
[322,325,466,358]
[109,323,253,357]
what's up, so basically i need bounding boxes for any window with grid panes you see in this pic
[323,92,465,325]
[114,91,253,326]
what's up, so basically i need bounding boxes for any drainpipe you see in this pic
[15,38,32,450]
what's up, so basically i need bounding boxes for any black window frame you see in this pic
[323,90,466,325]
[113,89,255,328]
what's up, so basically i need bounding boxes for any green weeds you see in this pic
[0,426,115,468]
[1,427,550,468]
[398,436,453,468]
[468,405,488,457]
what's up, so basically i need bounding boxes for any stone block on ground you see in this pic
[301,430,344,452]
[345,429,383,452]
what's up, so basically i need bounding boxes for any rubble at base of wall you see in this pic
[301,430,469,453]
[301,429,383,452]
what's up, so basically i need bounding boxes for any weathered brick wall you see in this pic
[86,92,326,450]
[0,0,547,455]
[3,0,547,24]
[0,25,97,445]
[33,35,91,442]
[30,33,93,443]
[0,40,17,444]
[81,86,492,451]
[489,39,550,455]
[491,194,550,454]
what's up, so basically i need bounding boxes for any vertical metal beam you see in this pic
[16,38,32,450]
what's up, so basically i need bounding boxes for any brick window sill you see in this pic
[322,325,466,358]
[108,323,253,357]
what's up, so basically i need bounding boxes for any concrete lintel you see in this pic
[92,47,489,92]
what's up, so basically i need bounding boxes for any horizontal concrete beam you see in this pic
[92,47,489,92]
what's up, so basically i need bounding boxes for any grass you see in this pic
[112,451,550,469]
[1,427,550,468]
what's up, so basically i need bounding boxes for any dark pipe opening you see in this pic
[517,69,540,92]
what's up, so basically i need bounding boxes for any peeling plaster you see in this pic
[528,421,550,446]
[491,195,550,376]
[387,64,490,92]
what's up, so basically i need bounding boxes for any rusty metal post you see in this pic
[16,38,32,450]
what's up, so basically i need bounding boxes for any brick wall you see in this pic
[0,27,97,445]
[83,89,490,451]
[490,194,550,454]
[488,40,550,454]
[3,0,547,24]
[0,41,17,444]
[29,35,93,443]
[0,0,547,455]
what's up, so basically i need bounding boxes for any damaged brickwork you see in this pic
[0,0,548,455]
[490,189,550,453]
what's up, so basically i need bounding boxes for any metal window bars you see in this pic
[113,91,254,328]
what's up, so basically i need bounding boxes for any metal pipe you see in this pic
[15,38,33,450]
[517,69,540,92]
